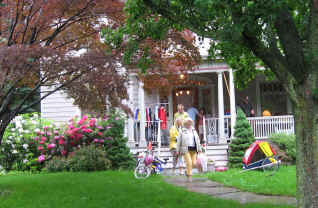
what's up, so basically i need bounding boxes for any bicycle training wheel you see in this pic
[134,165,151,179]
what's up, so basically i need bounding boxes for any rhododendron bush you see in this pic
[36,115,116,160]
[0,113,56,171]
[0,111,135,172]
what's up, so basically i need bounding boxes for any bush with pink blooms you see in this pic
[1,111,135,173]
[0,113,57,172]
[57,112,134,170]
[38,114,119,159]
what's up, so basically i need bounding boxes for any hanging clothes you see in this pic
[159,106,167,130]
[134,108,140,143]
[134,109,140,121]
[154,106,159,121]
[148,108,152,122]
[146,108,151,126]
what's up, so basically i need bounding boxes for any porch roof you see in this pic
[128,62,231,76]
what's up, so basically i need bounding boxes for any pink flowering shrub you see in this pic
[31,111,135,171]
[1,112,135,172]
[33,114,117,163]
[0,113,57,172]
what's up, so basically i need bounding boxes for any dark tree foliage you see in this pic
[0,0,129,144]
[109,1,318,206]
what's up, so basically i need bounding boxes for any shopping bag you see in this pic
[197,155,201,167]
[197,153,208,172]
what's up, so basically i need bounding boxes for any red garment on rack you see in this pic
[146,108,150,127]
[159,107,167,130]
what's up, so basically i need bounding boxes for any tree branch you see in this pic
[241,30,299,104]
[53,31,98,49]
[12,76,46,116]
[7,0,21,46]
[307,0,318,73]
[21,2,34,44]
[0,75,25,116]
[274,9,307,83]
[44,0,95,46]
[19,71,86,113]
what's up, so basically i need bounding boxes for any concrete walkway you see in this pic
[164,176,296,206]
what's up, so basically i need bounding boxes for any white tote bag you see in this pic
[198,153,208,172]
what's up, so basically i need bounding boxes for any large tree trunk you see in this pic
[0,113,15,145]
[295,76,318,208]
[0,126,6,146]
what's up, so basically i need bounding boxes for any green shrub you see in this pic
[269,133,296,164]
[45,157,69,173]
[103,136,136,170]
[53,110,135,170]
[228,108,255,168]
[68,145,111,172]
[0,113,56,171]
[101,111,136,170]
[1,110,135,173]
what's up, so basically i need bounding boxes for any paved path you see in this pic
[164,176,296,206]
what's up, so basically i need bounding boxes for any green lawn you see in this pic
[207,165,296,197]
[0,171,294,208]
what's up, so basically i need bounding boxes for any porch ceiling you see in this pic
[188,73,217,85]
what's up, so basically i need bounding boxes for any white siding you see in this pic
[41,87,81,126]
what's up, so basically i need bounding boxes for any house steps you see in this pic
[130,144,228,168]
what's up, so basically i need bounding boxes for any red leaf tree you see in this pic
[0,0,128,144]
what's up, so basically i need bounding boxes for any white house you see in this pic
[40,58,295,168]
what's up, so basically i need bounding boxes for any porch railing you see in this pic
[203,115,295,143]
[247,115,295,139]
[130,115,295,147]
[133,120,161,145]
[204,116,231,144]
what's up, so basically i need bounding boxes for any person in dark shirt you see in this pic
[239,96,255,117]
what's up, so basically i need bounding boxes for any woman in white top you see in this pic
[176,118,202,182]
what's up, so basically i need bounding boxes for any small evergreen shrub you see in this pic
[68,145,111,172]
[228,108,255,168]
[269,133,296,164]
[104,136,136,170]
[101,112,136,169]
[45,157,69,172]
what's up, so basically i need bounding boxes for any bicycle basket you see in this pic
[144,154,153,166]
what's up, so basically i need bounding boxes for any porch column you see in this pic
[210,84,216,116]
[229,69,237,139]
[138,81,147,147]
[127,77,135,147]
[217,72,226,143]
[256,77,262,116]
[168,90,173,127]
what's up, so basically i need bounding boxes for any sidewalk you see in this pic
[164,176,296,206]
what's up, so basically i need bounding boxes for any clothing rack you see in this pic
[133,103,169,146]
